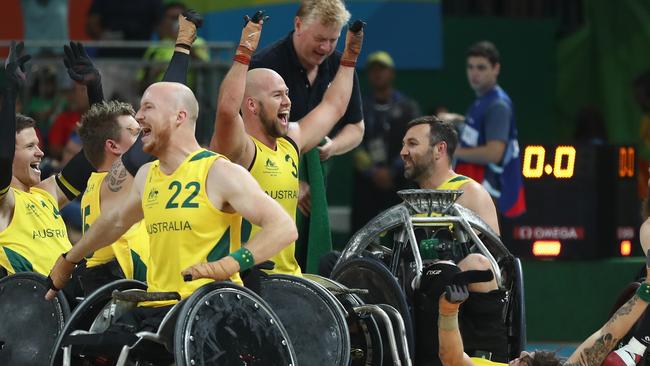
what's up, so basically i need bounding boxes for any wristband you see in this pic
[233,54,250,65]
[637,282,650,302]
[229,247,255,272]
[340,59,356,68]
[175,43,191,51]
[438,313,459,331]
[236,45,253,57]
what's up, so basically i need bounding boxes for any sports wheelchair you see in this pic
[331,189,526,365]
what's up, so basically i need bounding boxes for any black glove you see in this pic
[182,9,204,28]
[349,19,365,33]
[244,10,269,26]
[240,260,274,294]
[4,41,31,92]
[444,284,469,304]
[63,41,101,86]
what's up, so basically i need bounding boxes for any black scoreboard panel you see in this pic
[502,144,640,259]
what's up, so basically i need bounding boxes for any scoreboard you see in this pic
[501,144,641,259]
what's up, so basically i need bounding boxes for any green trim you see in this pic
[207,228,231,262]
[241,219,252,243]
[130,250,148,282]
[3,247,33,273]
[189,150,216,162]
[448,175,469,183]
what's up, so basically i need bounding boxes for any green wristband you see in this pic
[229,247,255,272]
[637,283,650,303]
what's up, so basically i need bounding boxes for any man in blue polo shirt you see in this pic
[441,41,525,220]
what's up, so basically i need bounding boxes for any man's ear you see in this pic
[106,139,120,155]
[493,62,501,76]
[294,16,302,33]
[177,110,188,125]
[246,97,257,114]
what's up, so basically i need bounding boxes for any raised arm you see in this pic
[45,164,149,300]
[63,41,103,105]
[181,158,297,281]
[120,9,203,178]
[0,42,30,200]
[565,252,650,366]
[290,21,364,153]
[209,12,266,166]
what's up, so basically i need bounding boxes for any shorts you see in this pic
[460,289,508,362]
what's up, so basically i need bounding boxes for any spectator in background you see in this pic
[351,51,421,231]
[634,70,650,199]
[20,0,68,56]
[86,0,163,58]
[48,82,88,160]
[250,0,364,272]
[25,66,64,136]
[137,2,209,93]
[439,41,526,220]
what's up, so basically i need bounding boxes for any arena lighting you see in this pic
[620,240,632,256]
[532,240,562,256]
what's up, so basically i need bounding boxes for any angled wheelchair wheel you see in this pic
[305,274,384,366]
[174,281,297,366]
[0,272,70,366]
[49,279,146,366]
[259,274,350,366]
[332,256,415,363]
[507,257,526,360]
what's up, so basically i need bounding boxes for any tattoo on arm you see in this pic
[566,296,638,366]
[108,159,127,192]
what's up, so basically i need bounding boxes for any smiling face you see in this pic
[293,17,342,70]
[135,84,175,156]
[246,69,292,139]
[13,127,44,188]
[400,124,435,183]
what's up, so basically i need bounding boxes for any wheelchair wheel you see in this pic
[332,256,415,364]
[305,274,384,366]
[0,272,70,366]
[259,274,350,366]
[174,281,297,366]
[49,279,146,366]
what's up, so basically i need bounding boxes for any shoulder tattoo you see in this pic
[108,159,128,192]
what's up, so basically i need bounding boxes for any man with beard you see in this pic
[400,115,499,234]
[210,12,363,275]
[400,116,507,364]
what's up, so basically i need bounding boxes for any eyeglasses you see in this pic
[125,126,142,136]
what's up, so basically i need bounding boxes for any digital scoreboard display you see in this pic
[502,144,640,259]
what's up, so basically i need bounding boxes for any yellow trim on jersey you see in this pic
[246,136,301,276]
[141,149,242,307]
[471,357,507,366]
[436,174,473,190]
[56,173,81,197]
[0,187,71,275]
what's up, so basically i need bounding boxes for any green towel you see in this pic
[296,148,332,274]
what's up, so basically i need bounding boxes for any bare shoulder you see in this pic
[640,218,650,252]
[458,180,491,202]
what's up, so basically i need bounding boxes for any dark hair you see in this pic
[406,115,458,160]
[164,2,186,13]
[15,114,36,133]
[530,350,563,366]
[466,41,501,66]
[78,100,135,169]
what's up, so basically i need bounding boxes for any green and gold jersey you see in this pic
[436,174,473,190]
[141,149,242,306]
[0,187,71,275]
[244,136,301,276]
[82,172,149,281]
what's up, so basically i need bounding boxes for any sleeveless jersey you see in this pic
[82,172,149,281]
[243,136,301,276]
[436,174,473,190]
[142,149,242,307]
[0,187,71,275]
[456,85,526,218]
[471,357,507,366]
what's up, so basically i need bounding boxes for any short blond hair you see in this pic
[296,0,351,29]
